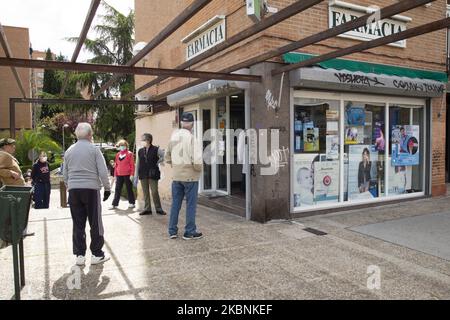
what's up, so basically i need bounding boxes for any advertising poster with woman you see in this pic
[348,145,379,200]
[391,125,420,166]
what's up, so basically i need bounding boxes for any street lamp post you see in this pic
[62,124,69,153]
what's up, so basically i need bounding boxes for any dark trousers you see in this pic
[68,189,104,257]
[34,182,51,209]
[112,175,135,206]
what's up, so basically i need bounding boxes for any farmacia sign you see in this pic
[329,1,410,48]
[183,16,226,61]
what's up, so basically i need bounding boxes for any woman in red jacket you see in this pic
[110,139,136,209]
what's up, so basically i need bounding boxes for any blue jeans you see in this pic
[168,181,199,236]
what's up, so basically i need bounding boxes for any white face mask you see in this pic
[40,157,47,163]
[119,146,126,151]
[141,141,149,147]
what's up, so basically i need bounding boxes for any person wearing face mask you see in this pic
[110,139,136,209]
[135,133,166,216]
[31,151,51,209]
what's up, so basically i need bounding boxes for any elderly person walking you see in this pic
[63,123,111,266]
[165,113,203,240]
[135,133,166,216]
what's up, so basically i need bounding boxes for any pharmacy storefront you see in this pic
[285,53,446,216]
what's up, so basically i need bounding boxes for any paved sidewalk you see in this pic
[1,189,450,300]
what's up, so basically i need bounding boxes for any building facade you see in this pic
[0,25,32,137]
[134,0,448,222]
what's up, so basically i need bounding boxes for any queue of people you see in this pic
[1,112,205,266]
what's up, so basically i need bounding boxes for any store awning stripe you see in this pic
[283,52,448,83]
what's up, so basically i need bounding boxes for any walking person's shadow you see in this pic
[52,264,110,300]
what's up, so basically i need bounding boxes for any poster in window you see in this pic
[293,154,319,207]
[391,125,419,166]
[345,126,364,144]
[326,135,339,160]
[326,121,339,134]
[345,106,366,125]
[326,110,339,121]
[388,165,412,195]
[303,127,319,152]
[313,161,339,203]
[373,121,385,152]
[348,145,379,200]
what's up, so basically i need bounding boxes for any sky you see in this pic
[0,0,134,62]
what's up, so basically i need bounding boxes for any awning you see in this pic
[285,53,446,97]
[283,52,448,83]
[167,69,250,107]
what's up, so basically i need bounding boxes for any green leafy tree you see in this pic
[14,129,61,166]
[66,1,135,145]
[41,49,63,119]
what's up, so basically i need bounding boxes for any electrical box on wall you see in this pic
[246,0,263,22]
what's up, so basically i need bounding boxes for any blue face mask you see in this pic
[119,146,126,151]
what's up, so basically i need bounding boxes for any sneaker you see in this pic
[169,234,178,239]
[128,204,136,209]
[108,205,117,210]
[91,255,110,265]
[75,255,86,266]
[182,232,203,240]
[139,210,152,216]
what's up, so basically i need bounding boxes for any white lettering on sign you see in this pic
[185,18,226,61]
[329,3,409,48]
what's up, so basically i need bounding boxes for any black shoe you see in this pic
[156,210,166,215]
[139,211,152,216]
[183,232,203,240]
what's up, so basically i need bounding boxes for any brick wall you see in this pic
[135,0,447,96]
[0,26,32,131]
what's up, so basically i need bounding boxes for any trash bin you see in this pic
[0,185,33,300]
[0,185,33,244]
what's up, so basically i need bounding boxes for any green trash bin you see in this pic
[0,185,33,244]
[0,185,33,300]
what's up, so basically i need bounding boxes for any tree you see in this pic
[41,49,63,119]
[66,1,135,145]
[14,129,61,166]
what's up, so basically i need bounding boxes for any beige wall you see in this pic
[136,110,178,200]
[0,26,32,131]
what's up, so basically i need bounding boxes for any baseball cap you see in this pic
[181,112,194,122]
[0,138,16,148]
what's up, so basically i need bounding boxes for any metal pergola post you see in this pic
[60,0,101,97]
[8,98,164,138]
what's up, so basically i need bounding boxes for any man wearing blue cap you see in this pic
[165,112,203,240]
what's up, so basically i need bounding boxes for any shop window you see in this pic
[293,98,341,208]
[292,93,427,212]
[388,105,424,195]
[344,102,385,202]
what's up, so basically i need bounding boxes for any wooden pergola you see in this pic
[1,0,448,137]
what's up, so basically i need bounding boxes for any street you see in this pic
[1,188,450,300]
